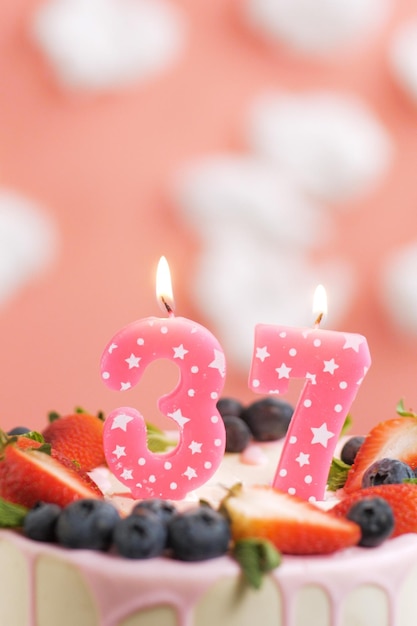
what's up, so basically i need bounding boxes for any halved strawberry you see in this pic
[343,417,417,493]
[332,483,417,537]
[42,410,105,472]
[11,434,102,497]
[221,485,360,555]
[0,438,103,508]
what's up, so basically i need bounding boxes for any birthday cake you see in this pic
[2,398,417,626]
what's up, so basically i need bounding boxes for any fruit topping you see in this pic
[42,409,105,472]
[56,499,120,550]
[168,505,231,561]
[7,427,31,436]
[223,415,252,452]
[0,434,103,508]
[345,497,394,547]
[217,397,244,418]
[221,484,360,555]
[344,417,417,493]
[332,483,417,537]
[23,502,62,542]
[240,398,293,442]
[113,509,167,559]
[361,458,414,488]
[340,436,365,465]
[131,498,176,526]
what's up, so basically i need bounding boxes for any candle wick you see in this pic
[161,296,175,317]
[314,312,324,328]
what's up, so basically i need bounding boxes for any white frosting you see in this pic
[31,0,185,91]
[0,190,58,307]
[246,91,392,203]
[243,0,391,56]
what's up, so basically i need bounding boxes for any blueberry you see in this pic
[346,497,394,547]
[113,509,167,559]
[168,506,230,561]
[7,427,31,435]
[131,499,176,526]
[241,397,293,441]
[223,415,251,452]
[217,397,244,418]
[23,501,62,542]
[362,458,414,488]
[341,436,365,465]
[56,499,120,551]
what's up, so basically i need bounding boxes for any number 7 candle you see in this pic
[100,257,226,499]
[249,285,371,502]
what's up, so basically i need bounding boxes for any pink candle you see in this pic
[249,286,371,502]
[100,257,226,499]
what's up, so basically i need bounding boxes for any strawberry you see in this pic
[42,410,105,472]
[343,417,417,493]
[221,484,360,555]
[11,434,102,496]
[0,436,103,508]
[332,483,417,537]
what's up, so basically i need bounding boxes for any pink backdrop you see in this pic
[1,0,417,434]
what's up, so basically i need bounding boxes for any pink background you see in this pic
[1,0,417,434]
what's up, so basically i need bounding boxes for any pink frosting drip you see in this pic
[4,530,417,626]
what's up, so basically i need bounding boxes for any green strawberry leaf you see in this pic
[327,457,351,491]
[396,399,417,418]
[341,414,353,436]
[22,431,45,444]
[48,411,61,423]
[146,423,177,453]
[0,497,28,528]
[232,538,281,589]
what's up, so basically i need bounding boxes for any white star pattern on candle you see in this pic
[183,466,198,480]
[209,349,226,377]
[125,353,141,369]
[120,469,133,480]
[108,343,118,353]
[296,452,310,467]
[323,358,339,374]
[173,343,189,359]
[256,346,270,361]
[112,445,126,459]
[111,414,133,431]
[189,441,202,454]
[120,382,132,391]
[306,372,317,384]
[343,334,364,352]
[276,363,292,378]
[311,423,335,448]
[167,408,190,428]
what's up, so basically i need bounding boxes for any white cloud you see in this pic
[380,242,417,336]
[390,20,417,104]
[0,191,58,305]
[247,91,392,203]
[244,0,390,56]
[31,0,185,90]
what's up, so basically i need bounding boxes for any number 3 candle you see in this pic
[249,285,371,502]
[100,257,226,499]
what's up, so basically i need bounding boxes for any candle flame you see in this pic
[313,284,327,327]
[156,256,175,315]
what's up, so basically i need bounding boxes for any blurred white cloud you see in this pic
[175,153,355,369]
[390,20,417,103]
[381,242,417,336]
[0,191,58,306]
[31,0,186,90]
[246,91,393,203]
[243,0,391,56]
